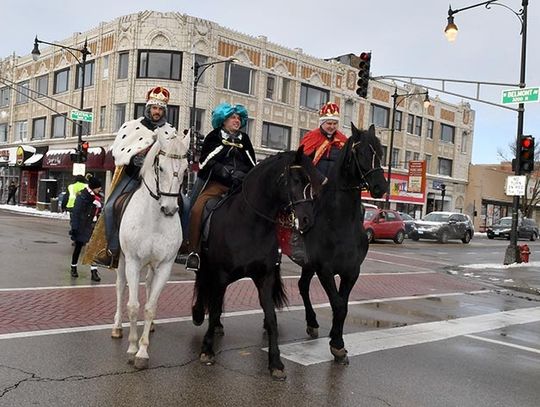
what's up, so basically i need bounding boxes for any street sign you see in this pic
[505,175,527,196]
[502,87,539,104]
[70,110,94,122]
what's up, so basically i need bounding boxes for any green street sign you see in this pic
[70,110,94,122]
[502,87,539,104]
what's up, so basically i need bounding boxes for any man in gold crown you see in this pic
[88,86,177,267]
[300,102,347,177]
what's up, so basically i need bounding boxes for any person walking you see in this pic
[6,181,17,205]
[70,177,103,281]
[63,175,88,216]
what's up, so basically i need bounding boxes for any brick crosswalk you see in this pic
[0,273,484,335]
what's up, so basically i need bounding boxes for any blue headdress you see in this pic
[211,103,248,129]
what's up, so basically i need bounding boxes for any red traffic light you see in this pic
[81,141,89,150]
[359,52,371,61]
[521,137,533,149]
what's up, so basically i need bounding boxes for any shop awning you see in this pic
[43,147,105,170]
[16,145,47,167]
[0,147,17,165]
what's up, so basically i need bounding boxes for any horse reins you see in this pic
[143,149,187,201]
[343,141,384,191]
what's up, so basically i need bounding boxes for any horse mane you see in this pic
[139,138,162,178]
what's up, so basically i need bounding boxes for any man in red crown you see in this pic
[88,86,177,268]
[300,102,348,177]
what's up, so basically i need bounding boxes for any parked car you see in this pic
[398,212,416,237]
[363,207,406,244]
[486,217,538,241]
[409,211,474,243]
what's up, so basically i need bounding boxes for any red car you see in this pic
[363,207,406,244]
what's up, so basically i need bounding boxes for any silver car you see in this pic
[410,211,474,244]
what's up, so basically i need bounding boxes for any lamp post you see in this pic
[187,56,236,194]
[32,36,91,164]
[386,88,430,209]
[444,0,528,264]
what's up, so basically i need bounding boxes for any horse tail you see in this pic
[272,265,288,309]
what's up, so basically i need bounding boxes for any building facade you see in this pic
[0,10,474,216]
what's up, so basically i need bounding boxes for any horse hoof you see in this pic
[271,369,287,381]
[214,326,224,336]
[111,328,123,339]
[134,357,149,370]
[150,322,156,333]
[306,326,319,339]
[127,353,136,365]
[192,304,204,326]
[330,346,349,365]
[200,353,215,366]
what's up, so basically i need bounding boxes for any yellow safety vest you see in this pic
[66,182,87,209]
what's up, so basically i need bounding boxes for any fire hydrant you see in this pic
[519,244,531,263]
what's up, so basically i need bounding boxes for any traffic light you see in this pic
[80,141,89,163]
[356,52,371,98]
[519,135,535,174]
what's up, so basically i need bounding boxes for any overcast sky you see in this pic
[1,0,538,164]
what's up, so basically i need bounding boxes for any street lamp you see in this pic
[444,0,528,264]
[187,56,236,193]
[386,88,430,208]
[31,36,91,164]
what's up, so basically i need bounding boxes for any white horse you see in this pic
[111,131,190,369]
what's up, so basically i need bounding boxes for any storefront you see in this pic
[43,147,107,196]
[15,145,47,206]
[0,147,18,203]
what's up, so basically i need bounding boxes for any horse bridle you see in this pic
[242,164,314,226]
[345,140,384,191]
[143,149,187,201]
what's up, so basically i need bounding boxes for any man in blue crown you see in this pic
[185,103,257,271]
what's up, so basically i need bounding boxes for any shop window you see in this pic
[262,122,291,150]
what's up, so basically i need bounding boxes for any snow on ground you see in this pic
[459,261,540,270]
[0,204,70,220]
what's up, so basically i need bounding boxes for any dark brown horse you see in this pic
[192,147,324,380]
[297,123,388,364]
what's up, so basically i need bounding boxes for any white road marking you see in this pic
[0,290,493,340]
[277,306,540,366]
[465,334,540,354]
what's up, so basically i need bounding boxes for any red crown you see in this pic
[319,102,340,121]
[146,86,170,106]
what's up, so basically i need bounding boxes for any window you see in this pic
[194,54,208,84]
[391,148,400,167]
[344,100,353,126]
[16,81,30,104]
[414,116,422,136]
[425,154,432,173]
[51,115,66,138]
[74,109,92,137]
[54,69,69,94]
[15,120,27,141]
[281,78,291,104]
[405,150,412,167]
[0,123,7,142]
[427,119,434,139]
[300,84,328,110]
[299,128,309,143]
[189,107,205,134]
[99,106,106,130]
[266,74,275,99]
[76,60,95,88]
[117,52,129,79]
[262,122,291,150]
[438,157,453,176]
[370,104,389,128]
[224,62,253,94]
[394,110,402,131]
[35,75,48,98]
[138,50,182,80]
[413,152,420,161]
[406,114,414,133]
[102,55,109,79]
[244,118,255,135]
[0,87,9,107]
[461,131,468,153]
[134,103,179,129]
[32,117,46,140]
[381,146,388,166]
[441,123,455,143]
[114,104,126,132]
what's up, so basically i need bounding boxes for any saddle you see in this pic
[200,192,232,248]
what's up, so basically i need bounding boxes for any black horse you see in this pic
[192,147,323,380]
[297,123,388,364]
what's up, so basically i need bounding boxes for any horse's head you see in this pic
[140,130,190,216]
[279,146,325,233]
[339,123,388,198]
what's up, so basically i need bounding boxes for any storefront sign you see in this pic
[407,160,426,193]
[362,172,425,204]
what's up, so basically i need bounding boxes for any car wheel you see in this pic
[366,229,374,243]
[461,231,471,244]
[530,232,537,242]
[394,230,405,244]
[487,235,494,240]
[438,230,449,244]
[411,234,420,241]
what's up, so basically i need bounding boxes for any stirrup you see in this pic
[94,249,118,269]
[185,252,200,272]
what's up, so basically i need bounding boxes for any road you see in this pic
[1,208,540,406]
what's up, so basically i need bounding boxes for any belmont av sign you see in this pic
[502,87,539,104]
